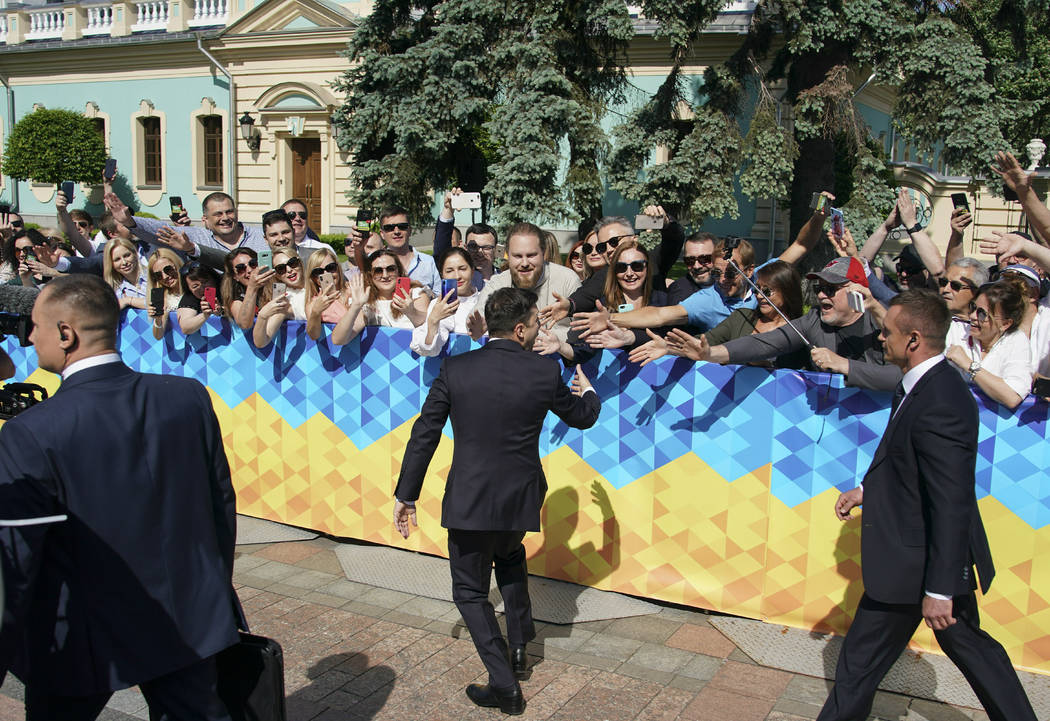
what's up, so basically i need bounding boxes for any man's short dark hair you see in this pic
[202,192,235,213]
[43,274,120,346]
[465,223,498,243]
[889,289,950,352]
[484,287,538,337]
[504,222,545,255]
[379,206,410,225]
[69,209,94,227]
[262,209,293,230]
[281,198,308,212]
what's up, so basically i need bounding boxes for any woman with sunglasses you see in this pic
[4,230,51,288]
[579,230,607,276]
[330,248,429,346]
[410,248,482,356]
[145,249,184,340]
[564,239,588,281]
[103,236,148,310]
[176,263,223,335]
[252,248,308,348]
[945,279,1032,409]
[305,247,350,340]
[221,248,276,330]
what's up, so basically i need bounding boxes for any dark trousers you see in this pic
[447,528,536,692]
[25,656,232,721]
[818,593,1036,721]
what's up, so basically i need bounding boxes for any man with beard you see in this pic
[667,232,720,303]
[472,223,581,344]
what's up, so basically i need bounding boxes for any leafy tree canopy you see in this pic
[2,109,107,186]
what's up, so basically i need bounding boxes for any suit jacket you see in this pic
[395,338,601,532]
[0,362,238,695]
[860,358,994,604]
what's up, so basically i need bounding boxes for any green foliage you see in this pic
[740,97,797,203]
[841,143,897,242]
[2,109,107,185]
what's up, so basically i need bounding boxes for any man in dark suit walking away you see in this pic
[818,289,1035,721]
[0,274,239,720]
[394,287,601,715]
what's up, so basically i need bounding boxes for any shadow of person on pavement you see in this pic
[285,654,395,721]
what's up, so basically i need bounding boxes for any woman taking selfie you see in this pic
[222,248,275,330]
[411,247,482,356]
[304,247,350,340]
[252,248,308,347]
[176,263,223,335]
[145,248,183,339]
[330,248,429,346]
[103,236,147,310]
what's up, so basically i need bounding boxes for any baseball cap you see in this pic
[1000,264,1041,289]
[806,257,869,288]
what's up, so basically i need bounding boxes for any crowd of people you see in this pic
[1,150,1048,411]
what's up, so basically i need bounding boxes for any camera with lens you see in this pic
[0,382,47,420]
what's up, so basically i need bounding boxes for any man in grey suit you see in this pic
[393,287,601,715]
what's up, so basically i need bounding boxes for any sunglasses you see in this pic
[683,255,713,266]
[14,246,32,256]
[311,262,340,279]
[150,265,179,282]
[372,264,398,276]
[381,222,411,232]
[73,220,91,228]
[569,251,583,260]
[582,237,622,256]
[233,258,259,274]
[938,276,976,293]
[466,241,495,252]
[285,211,307,220]
[614,260,647,274]
[10,220,24,228]
[274,257,302,275]
[758,286,775,296]
[816,281,845,296]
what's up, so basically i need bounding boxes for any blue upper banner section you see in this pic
[5,313,1049,529]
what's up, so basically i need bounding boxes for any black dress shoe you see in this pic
[510,646,528,678]
[465,683,525,715]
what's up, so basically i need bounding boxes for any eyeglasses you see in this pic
[381,222,411,232]
[14,246,31,256]
[371,264,398,276]
[273,257,302,275]
[569,251,582,261]
[233,259,259,274]
[285,211,307,220]
[758,286,776,296]
[938,276,976,293]
[466,241,496,253]
[683,255,713,266]
[816,281,845,297]
[614,260,647,274]
[582,238,623,256]
[967,302,1003,325]
[10,220,24,228]
[73,220,91,229]
[150,265,179,282]
[311,262,340,279]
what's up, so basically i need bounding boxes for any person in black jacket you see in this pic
[818,290,1036,721]
[393,287,601,716]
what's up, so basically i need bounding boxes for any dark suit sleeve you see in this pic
[550,366,601,430]
[394,360,452,502]
[64,253,105,276]
[913,401,978,596]
[845,360,902,392]
[652,220,685,279]
[569,270,606,313]
[198,385,236,580]
[433,218,453,259]
[197,245,228,273]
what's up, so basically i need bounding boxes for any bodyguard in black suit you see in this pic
[819,290,1035,721]
[0,275,239,720]
[394,287,601,715]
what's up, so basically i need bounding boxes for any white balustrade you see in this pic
[132,0,169,31]
[82,5,114,36]
[0,16,7,44]
[189,0,229,26]
[25,8,65,40]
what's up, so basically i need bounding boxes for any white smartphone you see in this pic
[635,214,664,230]
[273,281,287,297]
[847,290,864,313]
[451,192,482,210]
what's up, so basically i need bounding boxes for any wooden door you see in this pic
[290,138,322,226]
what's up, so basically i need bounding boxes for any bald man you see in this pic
[0,275,239,720]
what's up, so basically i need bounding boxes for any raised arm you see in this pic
[897,188,945,277]
[859,202,902,263]
[993,151,1050,244]
[330,273,369,346]
[55,190,95,258]
[779,191,834,266]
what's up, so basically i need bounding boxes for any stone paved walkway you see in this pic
[0,536,992,721]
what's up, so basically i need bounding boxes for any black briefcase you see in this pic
[216,631,287,721]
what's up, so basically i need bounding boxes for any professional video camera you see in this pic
[0,382,47,420]
[0,312,33,347]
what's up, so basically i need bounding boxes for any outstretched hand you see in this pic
[571,365,592,396]
[665,328,708,362]
[570,300,611,339]
[538,292,570,327]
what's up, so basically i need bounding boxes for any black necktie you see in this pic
[890,381,905,417]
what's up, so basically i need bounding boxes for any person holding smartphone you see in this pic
[221,248,275,331]
[411,248,482,356]
[146,248,184,340]
[103,237,148,310]
[330,248,429,346]
[251,248,307,348]
[304,247,350,340]
[176,263,223,335]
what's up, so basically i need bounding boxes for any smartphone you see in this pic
[830,207,845,237]
[61,181,75,202]
[810,192,828,212]
[441,278,458,303]
[273,281,286,297]
[150,287,166,316]
[169,195,186,215]
[617,303,635,313]
[258,249,273,271]
[203,287,217,310]
[395,277,411,299]
[847,290,864,313]
[104,158,118,182]
[450,192,482,210]
[1033,377,1050,398]
[635,214,664,231]
[355,209,374,233]
[951,193,970,212]
[26,250,37,264]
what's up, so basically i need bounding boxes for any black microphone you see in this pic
[0,285,40,346]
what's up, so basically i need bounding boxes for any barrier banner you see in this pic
[5,313,1049,674]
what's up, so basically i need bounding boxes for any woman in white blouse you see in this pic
[330,248,429,346]
[946,278,1032,409]
[103,237,147,310]
[411,247,482,356]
